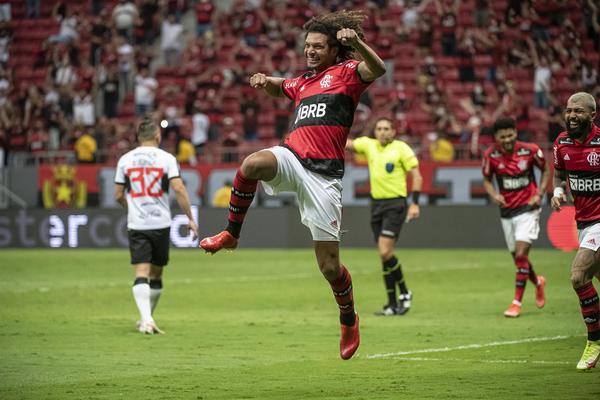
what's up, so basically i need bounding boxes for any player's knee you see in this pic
[570,268,589,289]
[240,154,261,178]
[379,249,393,261]
[318,257,339,281]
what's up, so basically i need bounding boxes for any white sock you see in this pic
[150,288,162,314]
[132,283,153,322]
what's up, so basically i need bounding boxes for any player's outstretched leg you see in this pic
[575,282,600,370]
[328,265,359,359]
[200,170,257,253]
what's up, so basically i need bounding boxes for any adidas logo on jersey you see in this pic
[587,238,596,246]
[564,154,570,160]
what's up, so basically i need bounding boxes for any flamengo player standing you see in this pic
[482,117,549,318]
[551,92,600,371]
[115,119,198,334]
[199,10,386,360]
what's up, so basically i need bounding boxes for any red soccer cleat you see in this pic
[504,302,521,318]
[535,276,546,308]
[199,231,238,254]
[340,314,360,360]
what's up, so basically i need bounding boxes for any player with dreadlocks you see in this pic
[200,10,386,360]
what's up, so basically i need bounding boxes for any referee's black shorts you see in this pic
[128,227,171,267]
[370,197,408,242]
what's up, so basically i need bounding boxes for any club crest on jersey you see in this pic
[587,152,600,166]
[320,74,333,88]
[517,159,528,171]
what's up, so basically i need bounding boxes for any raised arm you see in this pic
[337,29,386,82]
[249,73,286,98]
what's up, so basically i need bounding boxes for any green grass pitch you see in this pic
[1,248,599,399]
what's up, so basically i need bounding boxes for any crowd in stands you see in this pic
[0,0,598,167]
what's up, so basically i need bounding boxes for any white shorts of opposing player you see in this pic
[262,146,342,241]
[578,222,600,251]
[501,209,541,252]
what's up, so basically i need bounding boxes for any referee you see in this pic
[346,117,422,316]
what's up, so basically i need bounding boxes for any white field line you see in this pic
[365,335,572,359]
[377,356,571,365]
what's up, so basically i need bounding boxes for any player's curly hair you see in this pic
[303,10,367,61]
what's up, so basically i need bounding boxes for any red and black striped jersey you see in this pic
[482,141,546,218]
[281,60,371,178]
[553,125,600,228]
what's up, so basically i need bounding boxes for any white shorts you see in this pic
[261,146,342,241]
[578,222,600,251]
[500,209,541,252]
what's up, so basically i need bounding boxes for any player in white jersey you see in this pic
[115,119,198,334]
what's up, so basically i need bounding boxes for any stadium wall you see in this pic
[0,206,577,250]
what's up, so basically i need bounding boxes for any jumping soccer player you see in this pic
[551,92,600,371]
[346,117,422,316]
[115,119,198,334]
[199,10,386,360]
[482,117,549,318]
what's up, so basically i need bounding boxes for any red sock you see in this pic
[575,282,600,341]
[328,265,356,326]
[527,261,539,285]
[226,170,257,238]
[513,255,530,303]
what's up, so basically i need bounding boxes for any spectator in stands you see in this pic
[582,60,598,92]
[99,63,120,118]
[161,14,184,66]
[134,67,158,116]
[116,35,135,95]
[26,0,40,19]
[90,10,112,66]
[473,0,490,28]
[195,0,215,37]
[457,30,476,82]
[175,129,196,166]
[221,116,239,163]
[416,15,434,54]
[23,85,44,128]
[27,119,48,155]
[112,0,138,42]
[191,101,209,155]
[0,28,10,67]
[435,0,460,57]
[0,3,10,22]
[430,132,455,162]
[48,9,80,44]
[528,38,552,109]
[73,91,95,127]
[212,180,232,208]
[240,93,259,141]
[74,128,97,163]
